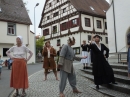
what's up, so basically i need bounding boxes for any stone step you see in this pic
[80,71,130,95]
[110,64,128,70]
[86,65,128,76]
[113,68,127,76]
[81,69,130,85]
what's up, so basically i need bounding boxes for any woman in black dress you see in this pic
[89,35,117,89]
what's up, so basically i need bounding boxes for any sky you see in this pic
[24,0,110,35]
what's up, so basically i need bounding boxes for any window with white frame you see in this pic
[96,20,102,29]
[63,8,66,13]
[53,25,57,34]
[7,23,16,35]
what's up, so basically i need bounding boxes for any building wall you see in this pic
[0,21,35,63]
[106,4,116,53]
[27,32,35,64]
[81,14,107,33]
[106,0,130,52]
[42,15,79,38]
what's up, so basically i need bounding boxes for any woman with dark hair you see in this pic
[81,40,89,69]
[89,35,117,89]
[58,37,87,97]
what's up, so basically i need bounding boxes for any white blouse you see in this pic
[7,45,30,59]
[95,43,101,51]
[47,48,51,58]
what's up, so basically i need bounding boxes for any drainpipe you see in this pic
[112,0,117,52]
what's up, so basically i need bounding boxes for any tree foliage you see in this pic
[22,0,29,12]
[36,36,44,54]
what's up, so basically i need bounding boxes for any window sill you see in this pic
[7,34,16,36]
[71,25,79,28]
[43,34,50,36]
[57,44,60,46]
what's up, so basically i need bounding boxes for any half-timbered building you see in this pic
[39,0,109,54]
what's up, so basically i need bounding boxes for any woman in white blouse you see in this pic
[6,36,33,97]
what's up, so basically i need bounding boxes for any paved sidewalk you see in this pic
[11,64,109,97]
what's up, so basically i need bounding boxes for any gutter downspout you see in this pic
[112,0,117,52]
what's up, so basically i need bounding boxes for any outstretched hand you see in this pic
[83,56,87,59]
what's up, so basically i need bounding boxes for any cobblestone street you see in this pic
[22,63,108,97]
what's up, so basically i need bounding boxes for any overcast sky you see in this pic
[24,0,109,35]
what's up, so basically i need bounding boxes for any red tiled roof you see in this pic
[69,0,109,17]
[0,0,32,25]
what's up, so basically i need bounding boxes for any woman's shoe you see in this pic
[112,82,118,84]
[73,89,82,93]
[96,85,99,89]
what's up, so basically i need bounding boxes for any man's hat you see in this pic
[93,35,102,39]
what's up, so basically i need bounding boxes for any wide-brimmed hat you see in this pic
[93,35,101,39]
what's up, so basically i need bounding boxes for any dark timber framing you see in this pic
[39,0,108,41]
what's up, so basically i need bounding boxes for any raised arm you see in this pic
[74,56,87,61]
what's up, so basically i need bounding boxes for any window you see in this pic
[8,23,16,35]
[73,47,80,55]
[53,12,59,17]
[43,29,49,36]
[85,18,91,27]
[57,39,60,46]
[105,37,108,44]
[47,16,50,20]
[97,20,102,28]
[62,22,67,30]
[53,26,57,34]
[63,8,66,13]
[105,22,107,29]
[3,48,9,57]
[88,35,91,41]
[49,3,51,7]
[57,0,59,3]
[72,19,77,25]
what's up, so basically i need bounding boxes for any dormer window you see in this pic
[90,6,94,10]
[103,10,106,13]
